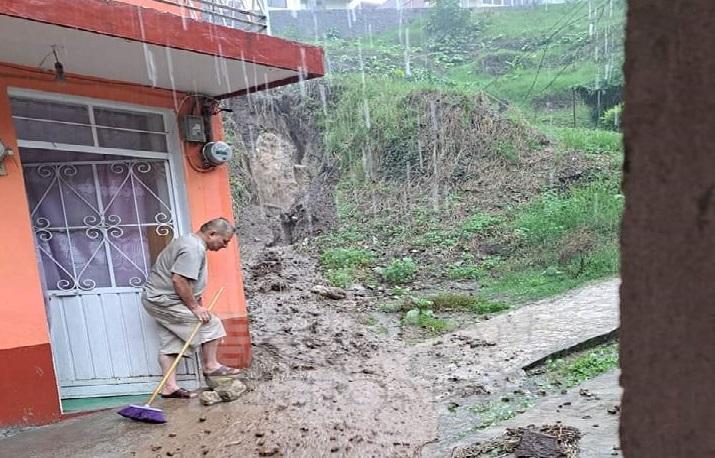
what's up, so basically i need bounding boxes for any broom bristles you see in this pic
[117,404,167,424]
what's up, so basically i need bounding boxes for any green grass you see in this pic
[479,2,604,40]
[427,293,509,314]
[514,180,623,246]
[545,341,619,387]
[320,247,375,288]
[402,309,452,334]
[547,126,623,155]
[480,176,623,303]
[450,61,599,102]
[320,248,374,269]
[466,341,619,429]
[447,264,482,280]
[325,267,355,288]
[470,397,535,430]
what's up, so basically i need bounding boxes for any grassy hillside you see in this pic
[272,1,625,311]
[301,0,625,128]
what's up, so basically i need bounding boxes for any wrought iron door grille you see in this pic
[23,158,177,292]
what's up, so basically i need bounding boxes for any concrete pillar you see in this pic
[622,1,715,455]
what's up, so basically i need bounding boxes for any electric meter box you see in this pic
[202,141,233,166]
[181,115,206,142]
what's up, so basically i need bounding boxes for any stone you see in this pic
[215,379,247,402]
[311,285,347,300]
[200,390,222,406]
[205,374,239,389]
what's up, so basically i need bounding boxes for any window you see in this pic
[11,97,169,153]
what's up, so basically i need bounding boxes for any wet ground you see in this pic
[0,247,620,457]
[451,371,622,458]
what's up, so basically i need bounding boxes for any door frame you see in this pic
[8,87,196,402]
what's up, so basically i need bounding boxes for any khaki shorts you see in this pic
[142,299,226,355]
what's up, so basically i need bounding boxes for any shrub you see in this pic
[381,257,418,284]
[447,264,481,280]
[600,103,623,131]
[426,0,473,40]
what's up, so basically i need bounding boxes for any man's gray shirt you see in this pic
[142,233,207,306]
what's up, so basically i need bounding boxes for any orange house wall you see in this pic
[0,64,250,426]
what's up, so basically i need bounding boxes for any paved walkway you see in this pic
[412,278,621,391]
[414,278,621,457]
[454,370,622,457]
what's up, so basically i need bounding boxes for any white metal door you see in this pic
[10,91,198,398]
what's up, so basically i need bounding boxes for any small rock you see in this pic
[216,379,247,402]
[330,447,340,453]
[168,433,177,438]
[310,285,347,300]
[607,407,619,415]
[151,445,162,452]
[199,416,207,422]
[200,390,222,406]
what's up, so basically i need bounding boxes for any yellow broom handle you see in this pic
[146,287,225,406]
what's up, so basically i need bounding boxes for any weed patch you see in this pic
[403,308,452,334]
[381,258,418,285]
[544,341,619,388]
[320,248,374,270]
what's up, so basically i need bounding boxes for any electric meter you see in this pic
[202,141,233,166]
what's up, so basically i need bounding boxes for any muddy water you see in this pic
[0,246,618,457]
[127,248,439,457]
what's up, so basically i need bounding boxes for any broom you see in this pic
[118,287,225,424]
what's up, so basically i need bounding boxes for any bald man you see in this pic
[142,217,240,398]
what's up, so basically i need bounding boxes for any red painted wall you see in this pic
[0,345,61,425]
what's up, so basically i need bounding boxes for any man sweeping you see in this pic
[142,217,240,399]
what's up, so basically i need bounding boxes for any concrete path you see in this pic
[412,278,620,394]
[453,370,623,457]
[414,278,621,457]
